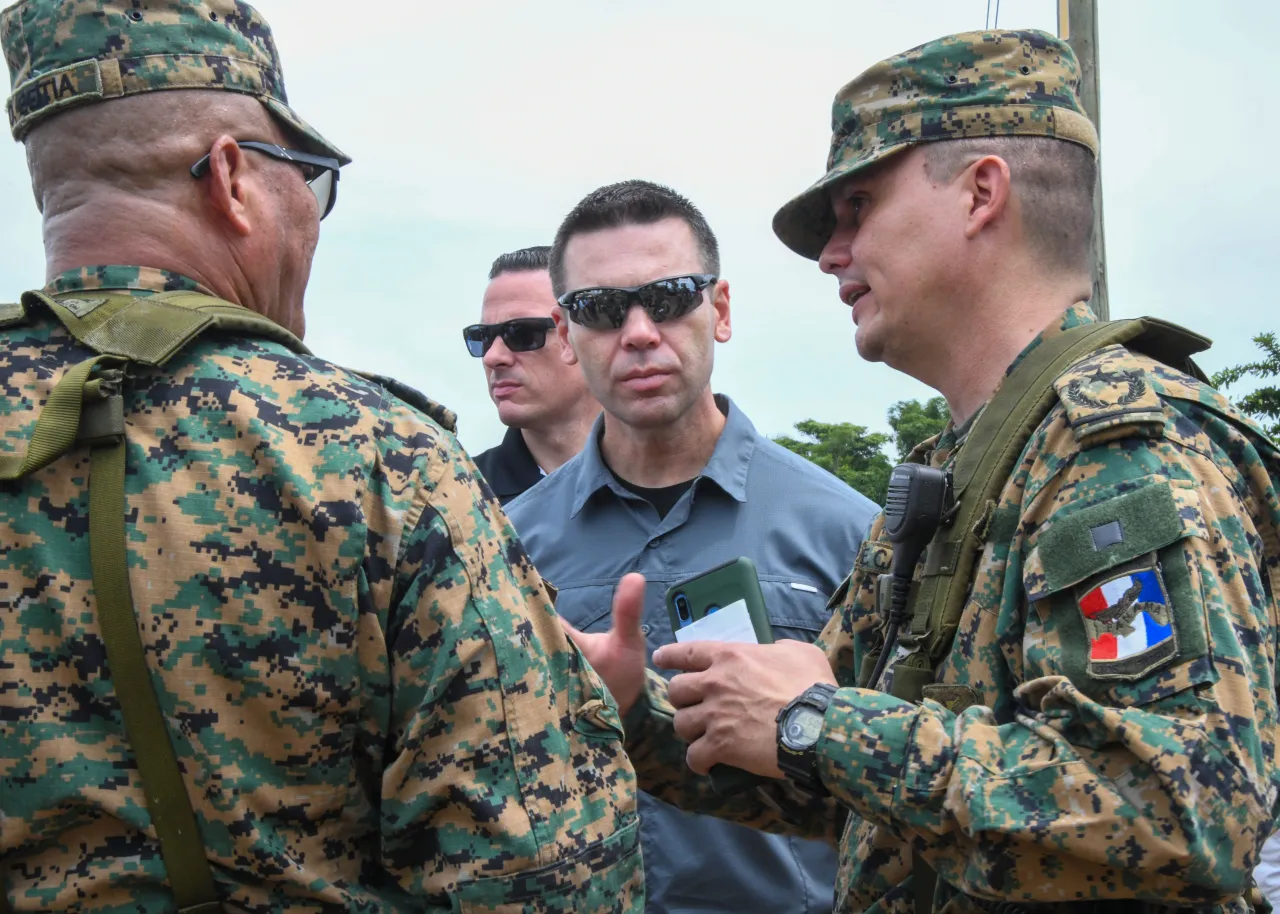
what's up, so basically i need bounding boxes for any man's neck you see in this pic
[919,280,1091,426]
[599,389,726,488]
[43,198,250,308]
[521,402,600,474]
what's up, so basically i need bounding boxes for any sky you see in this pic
[0,0,1275,455]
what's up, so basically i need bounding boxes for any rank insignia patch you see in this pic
[1077,565,1177,679]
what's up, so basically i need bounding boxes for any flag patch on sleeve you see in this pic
[1077,565,1178,679]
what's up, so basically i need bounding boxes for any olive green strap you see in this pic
[21,289,309,368]
[147,290,308,357]
[2,291,254,912]
[0,354,107,912]
[88,420,221,913]
[892,319,1158,912]
[871,316,1214,913]
[889,320,1158,704]
[0,355,109,481]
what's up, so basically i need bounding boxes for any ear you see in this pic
[962,154,1012,240]
[553,308,579,366]
[201,136,255,236]
[711,279,732,344]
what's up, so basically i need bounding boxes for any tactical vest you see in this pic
[0,289,454,914]
[867,316,1279,914]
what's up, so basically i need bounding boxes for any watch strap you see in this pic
[776,682,837,791]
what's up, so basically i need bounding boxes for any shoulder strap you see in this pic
[889,317,1207,705]
[0,291,241,911]
[0,354,117,481]
[88,417,223,914]
[350,369,459,433]
[1124,316,1212,383]
[1,288,307,481]
[21,288,308,365]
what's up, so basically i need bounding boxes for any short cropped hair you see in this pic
[922,136,1097,274]
[488,245,552,280]
[549,180,720,297]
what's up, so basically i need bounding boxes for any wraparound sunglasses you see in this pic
[557,273,717,330]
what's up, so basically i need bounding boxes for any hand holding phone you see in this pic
[664,558,773,795]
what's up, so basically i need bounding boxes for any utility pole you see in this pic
[1058,0,1109,320]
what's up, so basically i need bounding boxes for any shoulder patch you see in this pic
[350,369,458,433]
[854,539,893,576]
[1075,559,1177,680]
[1054,345,1165,446]
[1024,477,1210,689]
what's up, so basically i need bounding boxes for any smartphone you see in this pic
[663,557,772,796]
[665,557,774,645]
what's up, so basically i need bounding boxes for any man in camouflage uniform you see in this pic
[0,1,641,911]
[574,29,1280,913]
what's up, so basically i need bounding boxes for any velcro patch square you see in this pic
[1089,519,1124,551]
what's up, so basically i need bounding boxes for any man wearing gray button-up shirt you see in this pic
[506,180,878,914]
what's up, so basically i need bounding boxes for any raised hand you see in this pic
[561,572,648,716]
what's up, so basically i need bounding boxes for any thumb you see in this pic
[611,572,647,652]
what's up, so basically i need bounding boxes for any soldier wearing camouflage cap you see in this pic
[577,29,1280,913]
[0,2,642,912]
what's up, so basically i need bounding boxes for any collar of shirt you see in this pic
[927,301,1097,465]
[43,265,216,298]
[1002,300,1097,379]
[568,393,755,519]
[484,425,545,499]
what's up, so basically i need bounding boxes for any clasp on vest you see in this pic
[78,368,126,447]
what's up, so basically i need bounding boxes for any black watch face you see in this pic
[782,705,825,750]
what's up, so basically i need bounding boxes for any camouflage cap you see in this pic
[2,0,349,164]
[772,29,1097,260]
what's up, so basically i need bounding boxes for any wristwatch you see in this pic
[775,682,838,792]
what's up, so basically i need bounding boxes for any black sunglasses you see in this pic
[463,317,558,358]
[190,141,341,220]
[557,274,717,330]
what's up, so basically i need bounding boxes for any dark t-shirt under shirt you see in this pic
[611,472,694,520]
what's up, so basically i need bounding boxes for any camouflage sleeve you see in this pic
[810,416,1279,905]
[625,665,846,846]
[366,404,643,911]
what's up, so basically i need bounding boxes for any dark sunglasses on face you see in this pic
[557,273,717,330]
[463,317,558,358]
[190,141,342,220]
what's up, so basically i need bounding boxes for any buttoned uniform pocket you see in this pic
[569,646,626,742]
[757,576,834,644]
[452,818,642,914]
[541,582,628,739]
[550,582,616,635]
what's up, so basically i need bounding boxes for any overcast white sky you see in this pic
[1,1,1275,454]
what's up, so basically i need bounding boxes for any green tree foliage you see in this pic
[773,398,951,504]
[887,396,950,461]
[1211,332,1280,438]
[773,420,894,504]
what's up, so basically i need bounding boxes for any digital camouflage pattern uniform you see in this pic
[626,30,1280,913]
[0,2,642,911]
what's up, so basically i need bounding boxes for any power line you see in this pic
[985,0,992,28]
